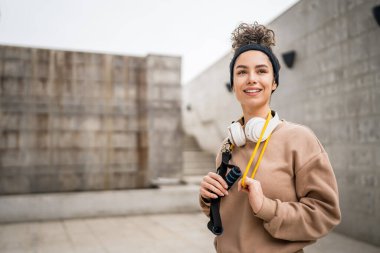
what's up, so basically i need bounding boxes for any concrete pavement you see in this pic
[1,182,379,252]
[1,212,379,253]
[0,185,201,223]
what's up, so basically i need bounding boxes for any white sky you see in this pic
[0,0,299,83]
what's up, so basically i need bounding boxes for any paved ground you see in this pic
[0,212,379,253]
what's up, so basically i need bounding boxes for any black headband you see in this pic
[229,44,281,89]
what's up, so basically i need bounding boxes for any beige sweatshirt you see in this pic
[200,119,341,253]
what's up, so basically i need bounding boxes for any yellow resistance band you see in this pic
[241,110,272,188]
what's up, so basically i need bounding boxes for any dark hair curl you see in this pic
[231,22,276,51]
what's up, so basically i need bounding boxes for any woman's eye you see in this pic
[258,69,267,74]
[237,71,246,75]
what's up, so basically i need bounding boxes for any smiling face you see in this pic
[233,50,277,116]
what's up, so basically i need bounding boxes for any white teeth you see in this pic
[245,89,261,93]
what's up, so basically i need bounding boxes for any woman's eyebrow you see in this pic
[255,64,269,68]
[235,65,248,69]
[235,64,269,69]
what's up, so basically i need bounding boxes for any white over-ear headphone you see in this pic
[227,110,281,147]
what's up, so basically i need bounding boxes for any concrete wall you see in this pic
[183,0,380,246]
[183,53,241,154]
[0,46,182,194]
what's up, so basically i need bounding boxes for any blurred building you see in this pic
[183,0,380,246]
[0,47,182,194]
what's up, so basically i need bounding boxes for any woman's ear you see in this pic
[272,81,277,91]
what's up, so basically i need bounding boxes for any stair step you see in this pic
[182,134,216,176]
[183,169,212,176]
[182,176,204,185]
[183,162,214,169]
[183,135,203,151]
[183,151,214,162]
[183,164,214,174]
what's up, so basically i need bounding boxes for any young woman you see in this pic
[199,22,341,253]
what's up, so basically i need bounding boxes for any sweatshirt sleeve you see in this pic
[199,195,211,217]
[254,151,341,241]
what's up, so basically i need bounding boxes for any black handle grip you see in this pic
[225,166,241,189]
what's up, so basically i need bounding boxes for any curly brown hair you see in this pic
[231,22,276,51]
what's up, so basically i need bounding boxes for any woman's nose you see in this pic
[247,71,258,84]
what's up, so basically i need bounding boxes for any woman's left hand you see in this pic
[238,177,264,214]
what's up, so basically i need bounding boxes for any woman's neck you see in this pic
[242,104,271,123]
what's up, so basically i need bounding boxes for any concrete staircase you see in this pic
[182,135,215,185]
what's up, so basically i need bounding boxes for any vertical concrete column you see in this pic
[145,55,183,183]
[134,57,149,187]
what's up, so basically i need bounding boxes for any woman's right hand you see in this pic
[200,172,229,200]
